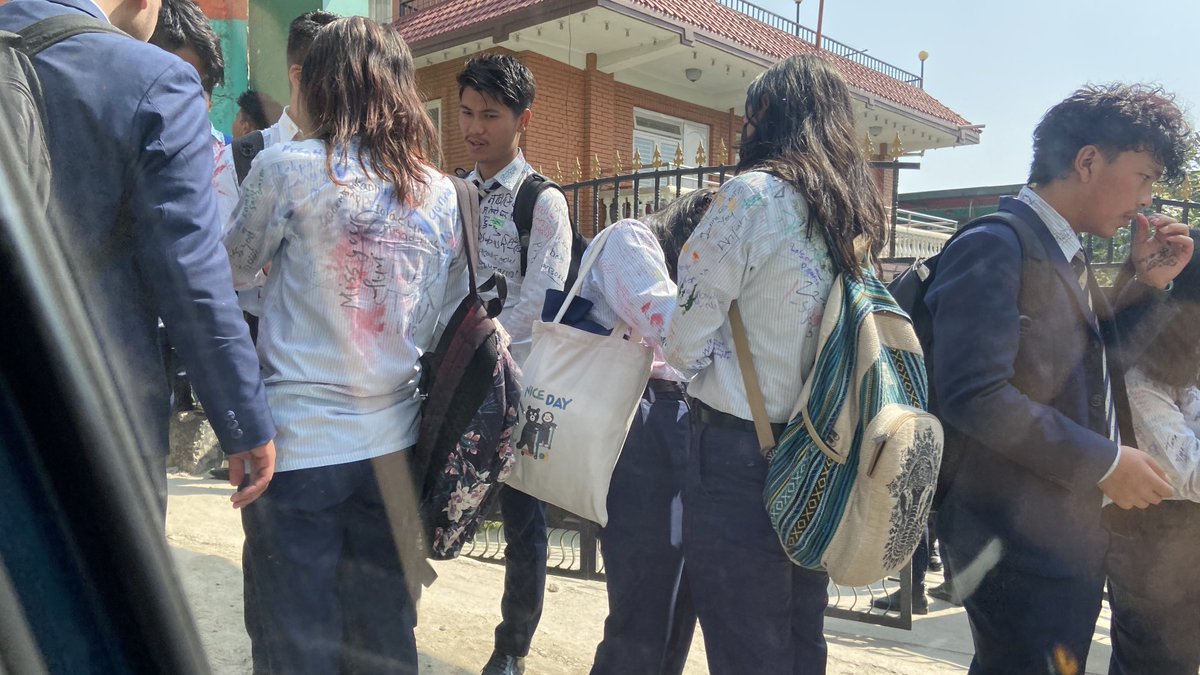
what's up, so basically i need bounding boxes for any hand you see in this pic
[227,440,276,509]
[1099,446,1174,509]
[1130,213,1194,289]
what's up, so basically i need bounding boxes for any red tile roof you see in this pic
[396,0,971,127]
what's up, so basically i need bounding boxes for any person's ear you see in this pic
[1074,145,1101,183]
[288,64,303,92]
[518,108,532,135]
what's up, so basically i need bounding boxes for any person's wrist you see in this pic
[1133,271,1173,291]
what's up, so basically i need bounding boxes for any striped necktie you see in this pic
[1071,251,1120,445]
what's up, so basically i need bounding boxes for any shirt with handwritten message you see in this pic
[665,171,834,423]
[466,150,572,366]
[225,138,467,471]
[1126,366,1200,502]
[577,218,687,382]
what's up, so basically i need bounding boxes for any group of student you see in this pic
[6,0,1200,674]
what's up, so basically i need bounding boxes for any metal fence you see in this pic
[457,157,927,629]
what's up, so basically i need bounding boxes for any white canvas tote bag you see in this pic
[504,226,653,525]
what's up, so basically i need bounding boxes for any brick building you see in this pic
[395,0,982,213]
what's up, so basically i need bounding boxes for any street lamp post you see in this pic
[918,50,929,88]
[794,0,802,36]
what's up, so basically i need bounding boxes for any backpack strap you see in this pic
[512,173,568,276]
[448,175,506,313]
[953,210,1051,320]
[729,300,777,455]
[14,16,127,133]
[231,130,266,185]
[16,14,127,57]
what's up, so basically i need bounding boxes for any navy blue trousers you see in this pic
[241,457,418,675]
[1106,501,1200,675]
[941,539,1103,675]
[683,413,830,675]
[494,482,547,657]
[592,389,695,675]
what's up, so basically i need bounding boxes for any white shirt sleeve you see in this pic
[506,188,572,355]
[592,219,677,343]
[213,143,240,236]
[1126,368,1200,501]
[664,177,769,375]
[224,152,288,290]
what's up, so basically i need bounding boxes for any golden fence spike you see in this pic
[575,157,583,182]
[593,154,603,180]
[890,132,904,160]
[554,161,564,184]
[695,141,707,167]
[613,150,624,175]
[632,148,643,170]
[673,144,685,168]
[863,133,874,159]
[652,143,663,169]
[720,138,730,165]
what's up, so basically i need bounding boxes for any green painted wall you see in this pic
[248,0,320,109]
[209,18,247,136]
[323,0,369,16]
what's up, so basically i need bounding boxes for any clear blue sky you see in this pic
[761,0,1200,194]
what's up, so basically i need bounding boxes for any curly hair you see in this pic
[736,54,888,279]
[1029,83,1195,186]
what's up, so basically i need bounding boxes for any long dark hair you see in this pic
[736,54,888,277]
[300,17,438,205]
[1113,229,1200,390]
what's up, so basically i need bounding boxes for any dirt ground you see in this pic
[167,473,975,674]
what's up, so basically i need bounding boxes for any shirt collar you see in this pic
[468,150,529,193]
[1016,186,1082,262]
[276,107,301,145]
[75,0,110,22]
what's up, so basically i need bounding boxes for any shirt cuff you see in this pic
[1097,444,1122,484]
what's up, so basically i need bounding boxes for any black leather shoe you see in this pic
[208,466,230,481]
[481,650,525,675]
[928,581,962,606]
[928,552,943,572]
[872,588,928,615]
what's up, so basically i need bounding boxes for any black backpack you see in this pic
[0,15,126,210]
[411,176,521,560]
[887,210,1051,507]
[510,173,588,290]
[231,130,266,185]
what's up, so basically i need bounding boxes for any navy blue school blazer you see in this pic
[0,0,274,457]
[927,197,1163,580]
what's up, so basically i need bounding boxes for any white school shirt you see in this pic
[217,107,303,316]
[665,171,835,422]
[465,150,572,367]
[576,218,688,383]
[224,139,467,471]
[1125,367,1200,502]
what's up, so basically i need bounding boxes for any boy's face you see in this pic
[1078,148,1162,238]
[232,111,253,139]
[459,87,530,170]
